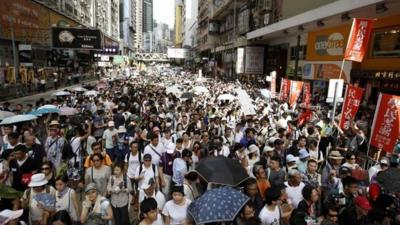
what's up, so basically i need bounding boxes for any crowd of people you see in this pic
[0,67,399,225]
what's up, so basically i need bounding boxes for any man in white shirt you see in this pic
[138,178,166,210]
[102,121,118,161]
[284,169,305,208]
[144,133,164,166]
[135,154,159,190]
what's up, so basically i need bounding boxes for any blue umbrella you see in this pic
[0,114,38,125]
[29,108,60,116]
[188,186,249,224]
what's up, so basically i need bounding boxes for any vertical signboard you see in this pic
[244,46,264,74]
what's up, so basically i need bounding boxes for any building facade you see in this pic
[175,0,184,47]
[143,0,154,32]
[135,0,144,50]
[120,0,137,56]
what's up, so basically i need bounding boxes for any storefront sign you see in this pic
[351,70,400,80]
[289,81,303,108]
[52,28,101,49]
[302,61,352,82]
[307,25,350,61]
[339,85,364,130]
[303,82,311,108]
[370,93,400,152]
[244,46,264,74]
[344,18,374,62]
[0,0,50,44]
[280,78,290,101]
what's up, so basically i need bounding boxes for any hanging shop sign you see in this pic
[244,46,264,74]
[52,27,101,49]
[302,61,352,81]
[351,70,400,81]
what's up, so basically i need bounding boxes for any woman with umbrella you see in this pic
[162,185,192,225]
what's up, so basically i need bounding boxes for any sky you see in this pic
[153,0,175,28]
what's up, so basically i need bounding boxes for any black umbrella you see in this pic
[194,156,249,186]
[376,168,400,193]
[181,92,197,99]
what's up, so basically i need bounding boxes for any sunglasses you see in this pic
[42,167,50,170]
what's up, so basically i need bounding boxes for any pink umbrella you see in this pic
[59,107,78,116]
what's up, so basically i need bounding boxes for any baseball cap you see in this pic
[85,183,97,193]
[355,196,372,210]
[286,154,297,163]
[379,157,389,166]
[143,153,152,161]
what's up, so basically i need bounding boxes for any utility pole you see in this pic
[8,16,19,84]
[293,35,300,79]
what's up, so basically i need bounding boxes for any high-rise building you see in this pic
[182,0,198,48]
[120,0,137,55]
[174,0,183,47]
[135,0,143,50]
[143,0,154,32]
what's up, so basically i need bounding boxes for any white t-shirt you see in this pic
[70,137,82,164]
[284,181,305,208]
[102,129,118,149]
[144,143,165,165]
[125,152,141,179]
[162,199,192,225]
[135,164,158,189]
[308,149,324,162]
[85,136,97,155]
[138,191,166,210]
[259,205,281,225]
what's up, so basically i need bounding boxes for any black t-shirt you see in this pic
[339,207,369,225]
[27,144,46,171]
[9,157,37,191]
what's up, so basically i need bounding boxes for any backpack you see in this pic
[139,164,156,180]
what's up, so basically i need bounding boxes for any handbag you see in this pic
[352,167,368,181]
[21,173,33,186]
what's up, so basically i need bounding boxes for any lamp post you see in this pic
[8,16,19,83]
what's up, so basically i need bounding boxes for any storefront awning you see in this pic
[247,0,383,40]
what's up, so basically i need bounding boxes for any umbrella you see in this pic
[194,156,249,186]
[376,168,400,193]
[0,114,37,125]
[0,111,15,120]
[181,92,197,99]
[30,108,60,116]
[188,186,249,224]
[193,86,209,94]
[84,90,99,96]
[52,91,71,96]
[218,94,235,101]
[72,87,88,92]
[260,89,271,99]
[38,105,58,110]
[166,86,182,95]
[59,107,78,116]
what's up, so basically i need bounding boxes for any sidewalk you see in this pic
[0,78,98,106]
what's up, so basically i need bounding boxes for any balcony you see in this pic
[212,0,248,20]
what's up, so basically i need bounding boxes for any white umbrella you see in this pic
[0,114,37,125]
[38,104,58,110]
[59,107,78,116]
[52,91,71,96]
[218,94,235,101]
[84,90,99,96]
[193,86,209,94]
[0,111,15,120]
[72,87,88,92]
[166,85,182,95]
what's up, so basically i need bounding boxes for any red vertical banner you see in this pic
[339,85,364,130]
[344,18,374,62]
[370,93,400,152]
[289,81,304,108]
[302,82,311,108]
[280,78,290,101]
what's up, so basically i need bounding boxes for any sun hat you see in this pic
[0,209,23,225]
[85,183,98,193]
[28,173,48,187]
[248,144,260,154]
[117,126,127,133]
[49,120,60,127]
[263,145,274,152]
[286,154,297,163]
[299,149,310,159]
[328,151,344,159]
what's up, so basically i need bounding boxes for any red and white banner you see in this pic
[289,81,304,108]
[302,82,311,108]
[339,85,364,130]
[280,78,290,101]
[344,18,374,62]
[370,93,400,152]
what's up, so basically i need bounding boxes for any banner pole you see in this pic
[331,82,339,125]
[338,59,346,80]
[366,92,382,167]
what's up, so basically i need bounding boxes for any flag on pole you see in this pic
[289,81,303,108]
[344,18,374,62]
[339,85,364,130]
[370,93,400,152]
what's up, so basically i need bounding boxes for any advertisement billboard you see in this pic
[244,46,264,74]
[167,48,188,59]
[52,28,102,49]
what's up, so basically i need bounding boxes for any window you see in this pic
[370,26,400,58]
[290,45,307,60]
